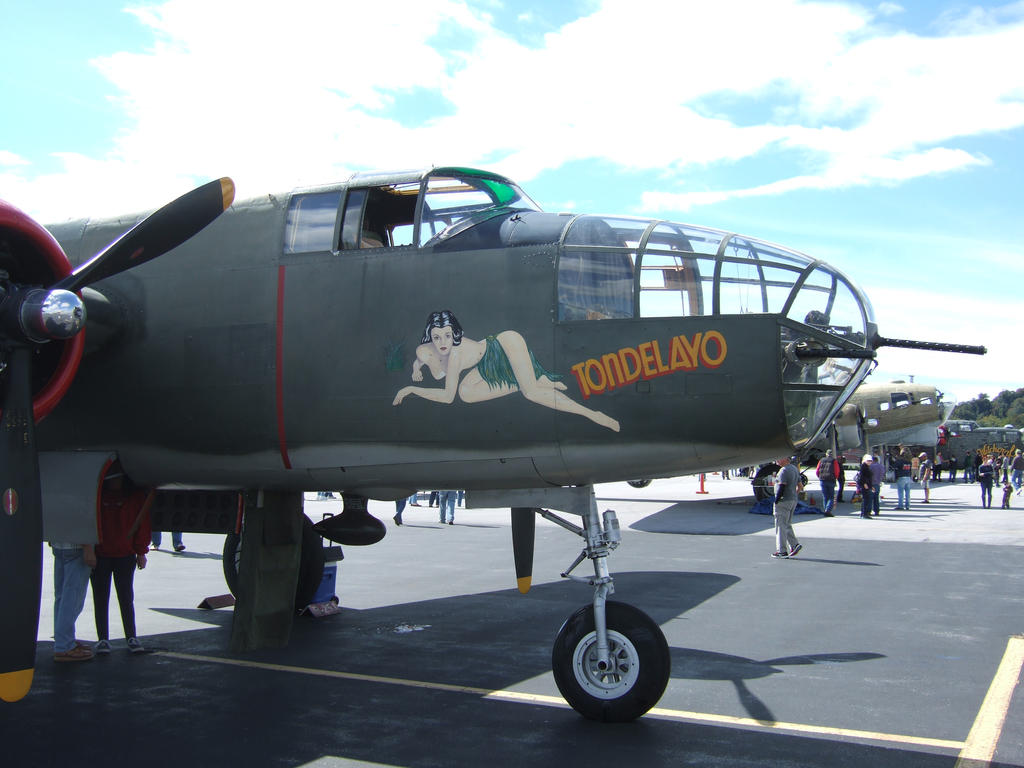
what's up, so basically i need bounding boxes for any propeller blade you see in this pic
[0,346,44,702]
[511,507,536,594]
[53,178,235,294]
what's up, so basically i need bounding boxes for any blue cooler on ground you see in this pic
[312,561,337,604]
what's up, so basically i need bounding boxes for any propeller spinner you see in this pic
[0,178,234,702]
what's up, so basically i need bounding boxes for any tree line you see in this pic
[951,388,1024,428]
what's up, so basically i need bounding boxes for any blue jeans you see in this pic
[819,480,835,514]
[981,481,993,508]
[872,488,881,514]
[438,491,457,523]
[1013,470,1022,490]
[896,476,912,509]
[151,531,183,549]
[52,546,92,653]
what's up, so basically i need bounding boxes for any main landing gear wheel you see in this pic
[552,600,670,722]
[751,462,781,501]
[627,479,652,488]
[223,515,325,610]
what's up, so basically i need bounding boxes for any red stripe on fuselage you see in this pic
[275,265,292,469]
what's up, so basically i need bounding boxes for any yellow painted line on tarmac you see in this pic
[644,707,964,750]
[955,635,1024,768]
[160,652,498,696]
[158,651,965,751]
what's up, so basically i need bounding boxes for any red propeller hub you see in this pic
[0,200,85,421]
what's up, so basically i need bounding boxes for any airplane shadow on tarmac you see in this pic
[21,571,969,768]
[629,502,782,535]
[671,647,885,723]
[91,569,877,721]
[149,549,224,562]
[51,571,744,692]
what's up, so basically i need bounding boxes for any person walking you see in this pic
[438,490,458,525]
[1011,449,1024,492]
[815,450,839,517]
[919,452,933,504]
[151,530,185,552]
[977,455,996,508]
[857,454,874,519]
[393,495,408,526]
[771,456,803,559]
[835,462,846,505]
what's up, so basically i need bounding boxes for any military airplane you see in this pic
[749,378,953,498]
[0,166,985,720]
[833,379,952,453]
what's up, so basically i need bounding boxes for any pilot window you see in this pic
[340,183,418,250]
[283,191,342,254]
[558,216,636,321]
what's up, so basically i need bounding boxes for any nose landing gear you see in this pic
[482,485,671,721]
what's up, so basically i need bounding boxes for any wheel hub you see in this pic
[572,629,640,699]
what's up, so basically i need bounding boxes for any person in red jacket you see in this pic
[90,466,155,654]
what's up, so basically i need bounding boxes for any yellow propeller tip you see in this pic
[516,576,532,594]
[220,178,236,210]
[0,668,34,702]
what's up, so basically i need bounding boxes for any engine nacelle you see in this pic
[0,200,85,421]
[834,402,865,452]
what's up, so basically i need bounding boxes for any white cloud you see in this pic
[861,284,1022,403]
[876,2,904,17]
[0,150,29,167]
[5,0,1024,221]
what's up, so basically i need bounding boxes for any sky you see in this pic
[2,0,1022,409]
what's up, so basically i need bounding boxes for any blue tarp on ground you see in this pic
[749,498,821,515]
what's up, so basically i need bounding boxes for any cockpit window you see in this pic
[559,216,637,321]
[418,172,539,246]
[784,266,868,347]
[283,191,342,254]
[340,183,418,250]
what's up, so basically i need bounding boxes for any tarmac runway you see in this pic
[6,474,1024,767]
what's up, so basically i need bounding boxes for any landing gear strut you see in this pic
[223,514,325,610]
[531,487,670,721]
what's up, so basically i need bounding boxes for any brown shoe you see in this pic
[54,645,94,662]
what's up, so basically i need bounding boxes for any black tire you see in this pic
[551,601,670,722]
[222,515,325,609]
[751,462,780,501]
[627,479,652,489]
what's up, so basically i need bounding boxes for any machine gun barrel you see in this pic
[873,336,987,356]
[791,347,876,359]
